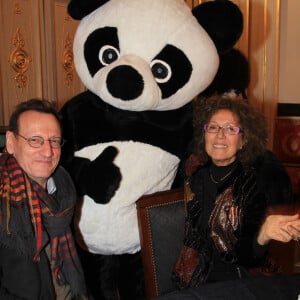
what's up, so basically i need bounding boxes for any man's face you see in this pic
[6,110,61,188]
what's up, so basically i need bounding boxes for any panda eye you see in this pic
[99,45,120,66]
[150,59,172,83]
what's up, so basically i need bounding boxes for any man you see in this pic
[0,99,87,299]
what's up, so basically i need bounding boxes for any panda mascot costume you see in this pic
[60,0,243,299]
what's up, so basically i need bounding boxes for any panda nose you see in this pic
[107,65,144,101]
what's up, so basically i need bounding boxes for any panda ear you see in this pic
[68,0,110,20]
[192,0,243,55]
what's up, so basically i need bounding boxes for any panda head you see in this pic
[68,0,243,111]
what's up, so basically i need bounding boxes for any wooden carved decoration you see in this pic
[9,28,30,88]
[62,32,74,87]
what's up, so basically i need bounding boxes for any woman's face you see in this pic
[205,109,243,166]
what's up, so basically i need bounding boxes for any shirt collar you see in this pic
[47,176,56,195]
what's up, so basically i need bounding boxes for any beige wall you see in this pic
[279,0,300,104]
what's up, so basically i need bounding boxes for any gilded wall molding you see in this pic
[13,3,22,15]
[9,28,31,88]
[62,32,74,87]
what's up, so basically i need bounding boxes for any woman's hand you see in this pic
[257,214,300,245]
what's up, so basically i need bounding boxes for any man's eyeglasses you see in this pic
[14,132,65,148]
[203,123,242,135]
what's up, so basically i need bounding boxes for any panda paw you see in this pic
[81,146,121,204]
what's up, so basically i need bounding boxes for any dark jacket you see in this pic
[0,247,54,299]
[0,166,77,300]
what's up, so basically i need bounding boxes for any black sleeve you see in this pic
[236,151,294,267]
[256,151,294,207]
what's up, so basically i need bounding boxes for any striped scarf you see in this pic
[0,154,87,298]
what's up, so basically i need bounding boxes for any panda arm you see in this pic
[60,95,121,204]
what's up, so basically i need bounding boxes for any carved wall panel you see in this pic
[0,0,44,125]
[247,0,281,149]
[0,0,84,125]
[43,0,85,109]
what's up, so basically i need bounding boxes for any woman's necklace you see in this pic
[209,165,236,184]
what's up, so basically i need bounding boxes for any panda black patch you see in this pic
[84,27,120,77]
[152,45,192,99]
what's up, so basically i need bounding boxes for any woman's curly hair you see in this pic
[192,95,268,165]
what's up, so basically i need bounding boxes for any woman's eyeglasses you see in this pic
[203,123,242,135]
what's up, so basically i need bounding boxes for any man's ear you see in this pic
[5,131,15,154]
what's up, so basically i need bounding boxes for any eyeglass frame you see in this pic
[14,132,65,148]
[203,123,242,135]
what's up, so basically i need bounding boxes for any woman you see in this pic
[173,96,300,288]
